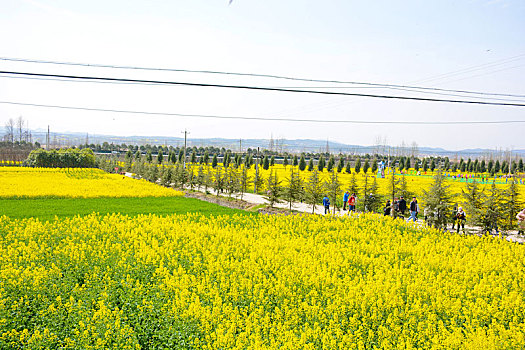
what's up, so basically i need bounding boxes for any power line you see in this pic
[3,74,524,103]
[1,56,524,99]
[1,100,524,124]
[1,70,525,107]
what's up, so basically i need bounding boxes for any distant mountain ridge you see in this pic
[30,129,524,158]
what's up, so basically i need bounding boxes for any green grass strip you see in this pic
[0,196,253,220]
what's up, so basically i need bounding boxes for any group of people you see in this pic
[322,191,357,215]
[383,196,419,222]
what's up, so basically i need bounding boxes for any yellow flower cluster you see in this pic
[1,213,524,348]
[0,167,183,198]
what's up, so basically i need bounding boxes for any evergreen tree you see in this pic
[480,160,486,173]
[430,159,436,172]
[203,151,210,165]
[213,166,224,195]
[157,151,163,164]
[135,150,141,160]
[345,161,351,174]
[305,170,324,213]
[196,165,205,191]
[501,178,523,231]
[481,181,504,234]
[146,150,153,163]
[223,152,231,168]
[422,169,454,230]
[502,161,509,174]
[405,157,411,170]
[298,155,306,171]
[451,163,458,172]
[238,165,251,200]
[264,170,282,207]
[270,156,275,167]
[488,160,494,174]
[263,156,270,170]
[327,155,335,172]
[363,159,370,174]
[511,161,517,174]
[398,175,413,199]
[283,169,303,211]
[518,159,524,173]
[494,160,501,174]
[422,158,428,172]
[283,155,289,168]
[191,151,197,163]
[211,154,218,168]
[398,157,405,172]
[244,155,252,169]
[467,158,472,172]
[187,166,196,190]
[253,172,264,194]
[224,167,240,198]
[317,155,325,172]
[462,179,485,230]
[307,158,314,171]
[354,157,361,174]
[414,160,420,172]
[325,170,342,214]
[173,163,188,189]
[362,176,382,212]
[178,150,184,163]
[348,173,359,198]
[387,172,400,205]
[371,159,378,174]
[337,157,344,173]
[161,166,173,187]
[293,155,299,167]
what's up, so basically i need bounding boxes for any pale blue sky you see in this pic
[1,0,524,150]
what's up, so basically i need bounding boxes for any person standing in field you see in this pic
[323,195,330,215]
[343,191,350,210]
[398,196,407,217]
[407,197,419,222]
[455,207,466,234]
[384,200,392,216]
[517,208,525,234]
[348,193,357,214]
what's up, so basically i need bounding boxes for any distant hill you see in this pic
[30,129,524,158]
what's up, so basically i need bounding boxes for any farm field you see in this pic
[2,166,525,349]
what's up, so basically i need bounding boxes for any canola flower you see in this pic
[0,167,183,198]
[1,212,525,349]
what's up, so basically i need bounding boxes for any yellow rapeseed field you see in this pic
[1,213,525,349]
[0,167,183,198]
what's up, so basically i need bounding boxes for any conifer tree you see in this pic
[354,157,361,174]
[481,181,504,234]
[223,152,231,168]
[178,150,184,163]
[173,163,188,189]
[414,159,420,172]
[430,159,436,172]
[253,171,264,194]
[345,161,351,174]
[387,172,400,206]
[239,165,251,200]
[196,165,205,191]
[307,158,314,171]
[337,157,344,173]
[270,156,275,167]
[135,150,141,160]
[264,170,282,207]
[362,175,381,212]
[405,157,411,170]
[244,154,252,169]
[488,160,494,175]
[317,155,325,172]
[501,178,523,231]
[422,170,454,230]
[327,155,335,172]
[293,155,299,167]
[211,154,218,168]
[363,159,370,174]
[157,151,163,164]
[283,155,289,168]
[348,173,360,198]
[146,150,153,163]
[263,155,270,170]
[422,158,428,172]
[494,160,501,174]
[325,170,342,215]
[191,151,197,163]
[187,166,196,190]
[283,169,303,211]
[305,169,324,213]
[203,151,210,165]
[462,179,485,230]
[213,166,224,196]
[298,155,306,171]
[398,175,413,199]
[398,157,405,172]
[224,167,240,198]
[371,159,378,174]
[161,166,173,187]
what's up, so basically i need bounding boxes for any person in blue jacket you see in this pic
[323,195,330,214]
[343,191,350,210]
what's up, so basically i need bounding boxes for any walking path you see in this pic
[192,188,525,243]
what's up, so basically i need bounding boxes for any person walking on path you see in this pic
[455,207,466,234]
[451,203,458,230]
[348,193,357,214]
[407,197,419,222]
[343,191,350,211]
[398,196,407,217]
[323,195,330,215]
[517,208,525,234]
[384,200,392,216]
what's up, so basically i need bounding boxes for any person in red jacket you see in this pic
[348,193,356,214]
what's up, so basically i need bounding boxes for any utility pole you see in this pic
[85,133,89,146]
[239,139,242,153]
[46,125,50,150]
[254,147,259,193]
[181,130,190,168]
